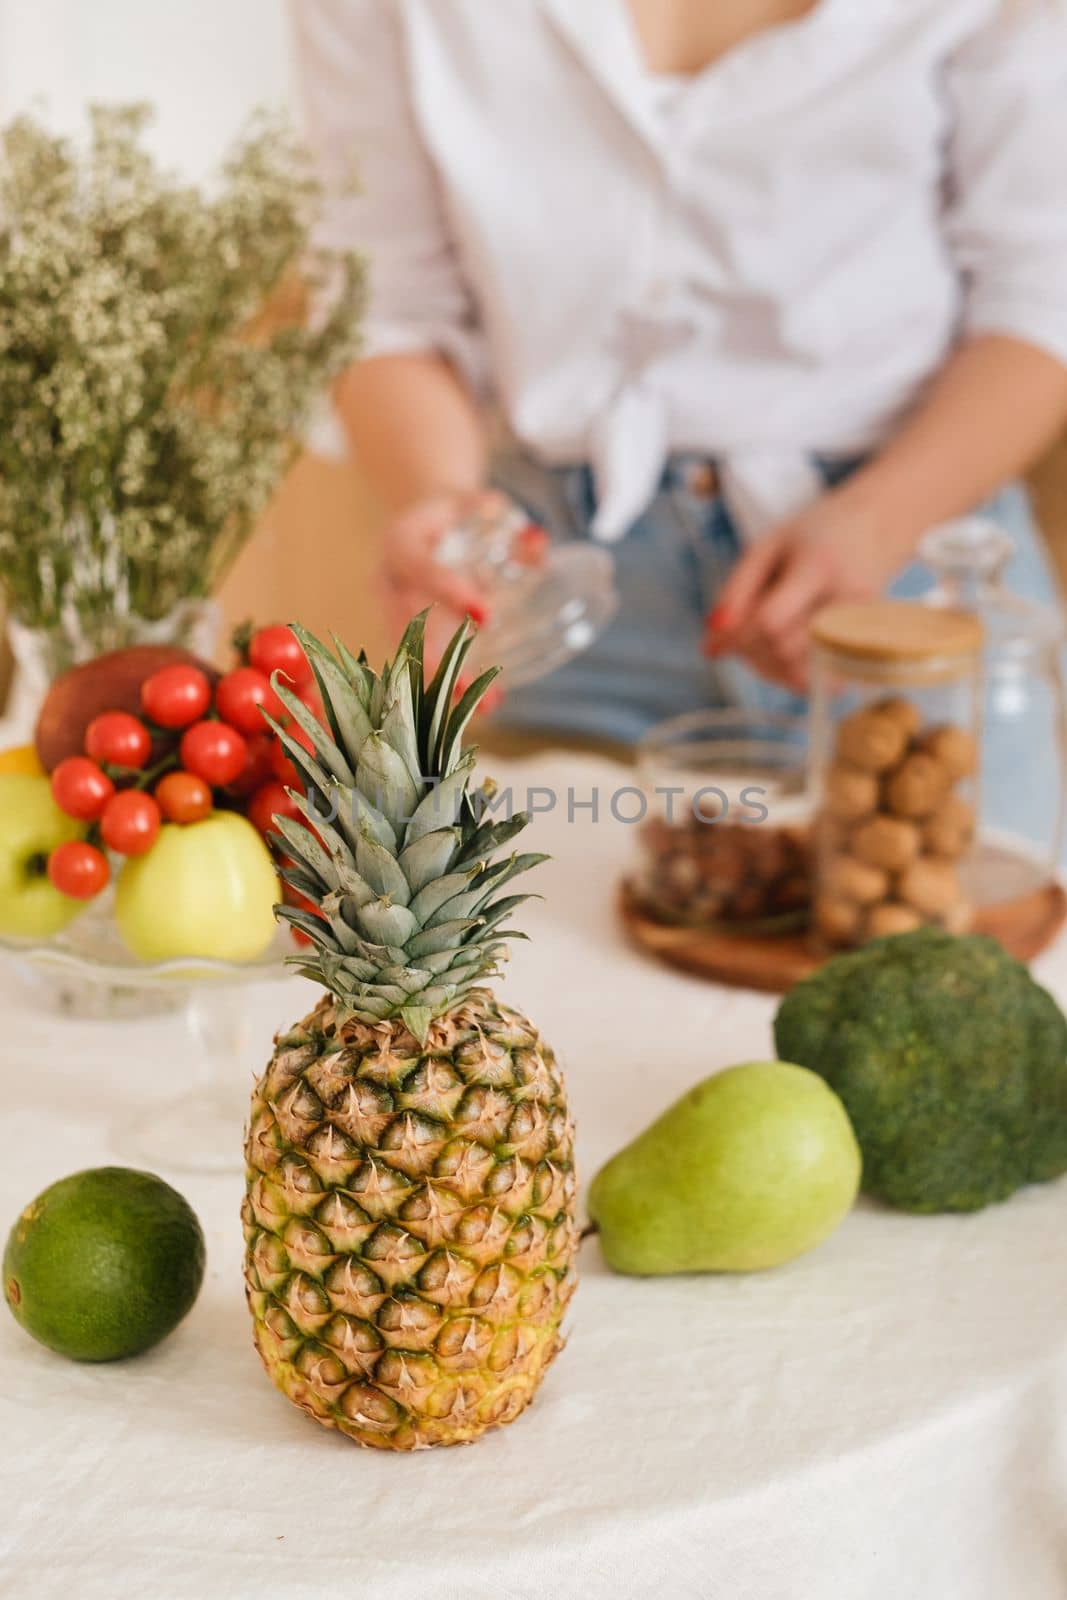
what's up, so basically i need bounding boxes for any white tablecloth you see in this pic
[3,750,1067,1600]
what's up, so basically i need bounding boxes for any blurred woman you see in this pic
[293,0,1067,742]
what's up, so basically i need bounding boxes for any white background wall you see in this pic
[0,0,383,678]
[0,0,295,177]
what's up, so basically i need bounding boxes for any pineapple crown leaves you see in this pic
[266,613,547,1042]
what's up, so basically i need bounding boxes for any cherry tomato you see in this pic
[294,681,325,724]
[141,664,212,729]
[270,724,315,788]
[51,756,115,821]
[272,681,324,733]
[282,880,324,915]
[247,779,303,840]
[281,876,324,946]
[100,790,162,857]
[223,732,275,800]
[179,721,249,788]
[215,667,283,735]
[48,840,110,899]
[85,710,152,770]
[249,625,312,690]
[155,770,213,824]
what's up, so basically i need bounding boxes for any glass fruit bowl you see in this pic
[0,903,296,1175]
[0,885,293,1005]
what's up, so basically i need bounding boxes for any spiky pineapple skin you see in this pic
[243,989,578,1450]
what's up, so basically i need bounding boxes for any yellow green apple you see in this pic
[0,773,86,939]
[0,745,45,778]
[115,811,279,963]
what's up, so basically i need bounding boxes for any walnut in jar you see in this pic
[824,764,880,822]
[922,793,975,860]
[917,724,979,781]
[884,752,951,820]
[850,815,921,873]
[897,858,961,918]
[871,697,922,739]
[834,708,910,774]
[814,894,863,946]
[825,854,890,906]
[865,902,924,940]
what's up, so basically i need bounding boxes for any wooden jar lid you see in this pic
[811,602,982,667]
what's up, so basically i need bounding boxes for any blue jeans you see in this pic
[492,450,1060,745]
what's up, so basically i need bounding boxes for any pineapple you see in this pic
[242,615,578,1449]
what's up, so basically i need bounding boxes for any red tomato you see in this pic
[141,664,212,729]
[282,878,324,946]
[85,710,152,769]
[282,881,323,915]
[294,681,325,724]
[99,790,162,857]
[51,756,115,821]
[247,779,303,840]
[269,724,315,788]
[215,667,283,735]
[179,721,248,787]
[223,731,275,799]
[249,625,312,690]
[155,770,212,824]
[48,840,110,899]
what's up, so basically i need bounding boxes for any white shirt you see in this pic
[293,0,1067,542]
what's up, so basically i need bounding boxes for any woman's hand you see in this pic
[383,490,548,703]
[704,487,915,691]
[705,337,1067,691]
[383,488,506,646]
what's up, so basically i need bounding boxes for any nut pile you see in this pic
[637,816,812,930]
[815,698,977,948]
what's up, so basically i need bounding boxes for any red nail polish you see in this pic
[514,524,549,565]
[466,602,488,627]
[708,606,735,631]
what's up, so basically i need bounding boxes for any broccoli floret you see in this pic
[773,928,1067,1213]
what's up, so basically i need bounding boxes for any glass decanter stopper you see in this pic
[920,517,1067,904]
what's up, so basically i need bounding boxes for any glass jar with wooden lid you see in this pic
[808,601,983,950]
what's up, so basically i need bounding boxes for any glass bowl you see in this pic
[631,709,812,935]
[0,904,296,1175]
[0,892,291,1015]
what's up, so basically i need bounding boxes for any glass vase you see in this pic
[4,598,219,740]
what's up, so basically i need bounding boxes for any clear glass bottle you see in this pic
[809,601,983,950]
[919,518,1067,906]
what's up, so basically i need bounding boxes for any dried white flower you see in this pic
[0,103,365,641]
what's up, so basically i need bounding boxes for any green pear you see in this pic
[588,1062,861,1275]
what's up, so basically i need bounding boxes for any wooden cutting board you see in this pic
[619,879,1067,993]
